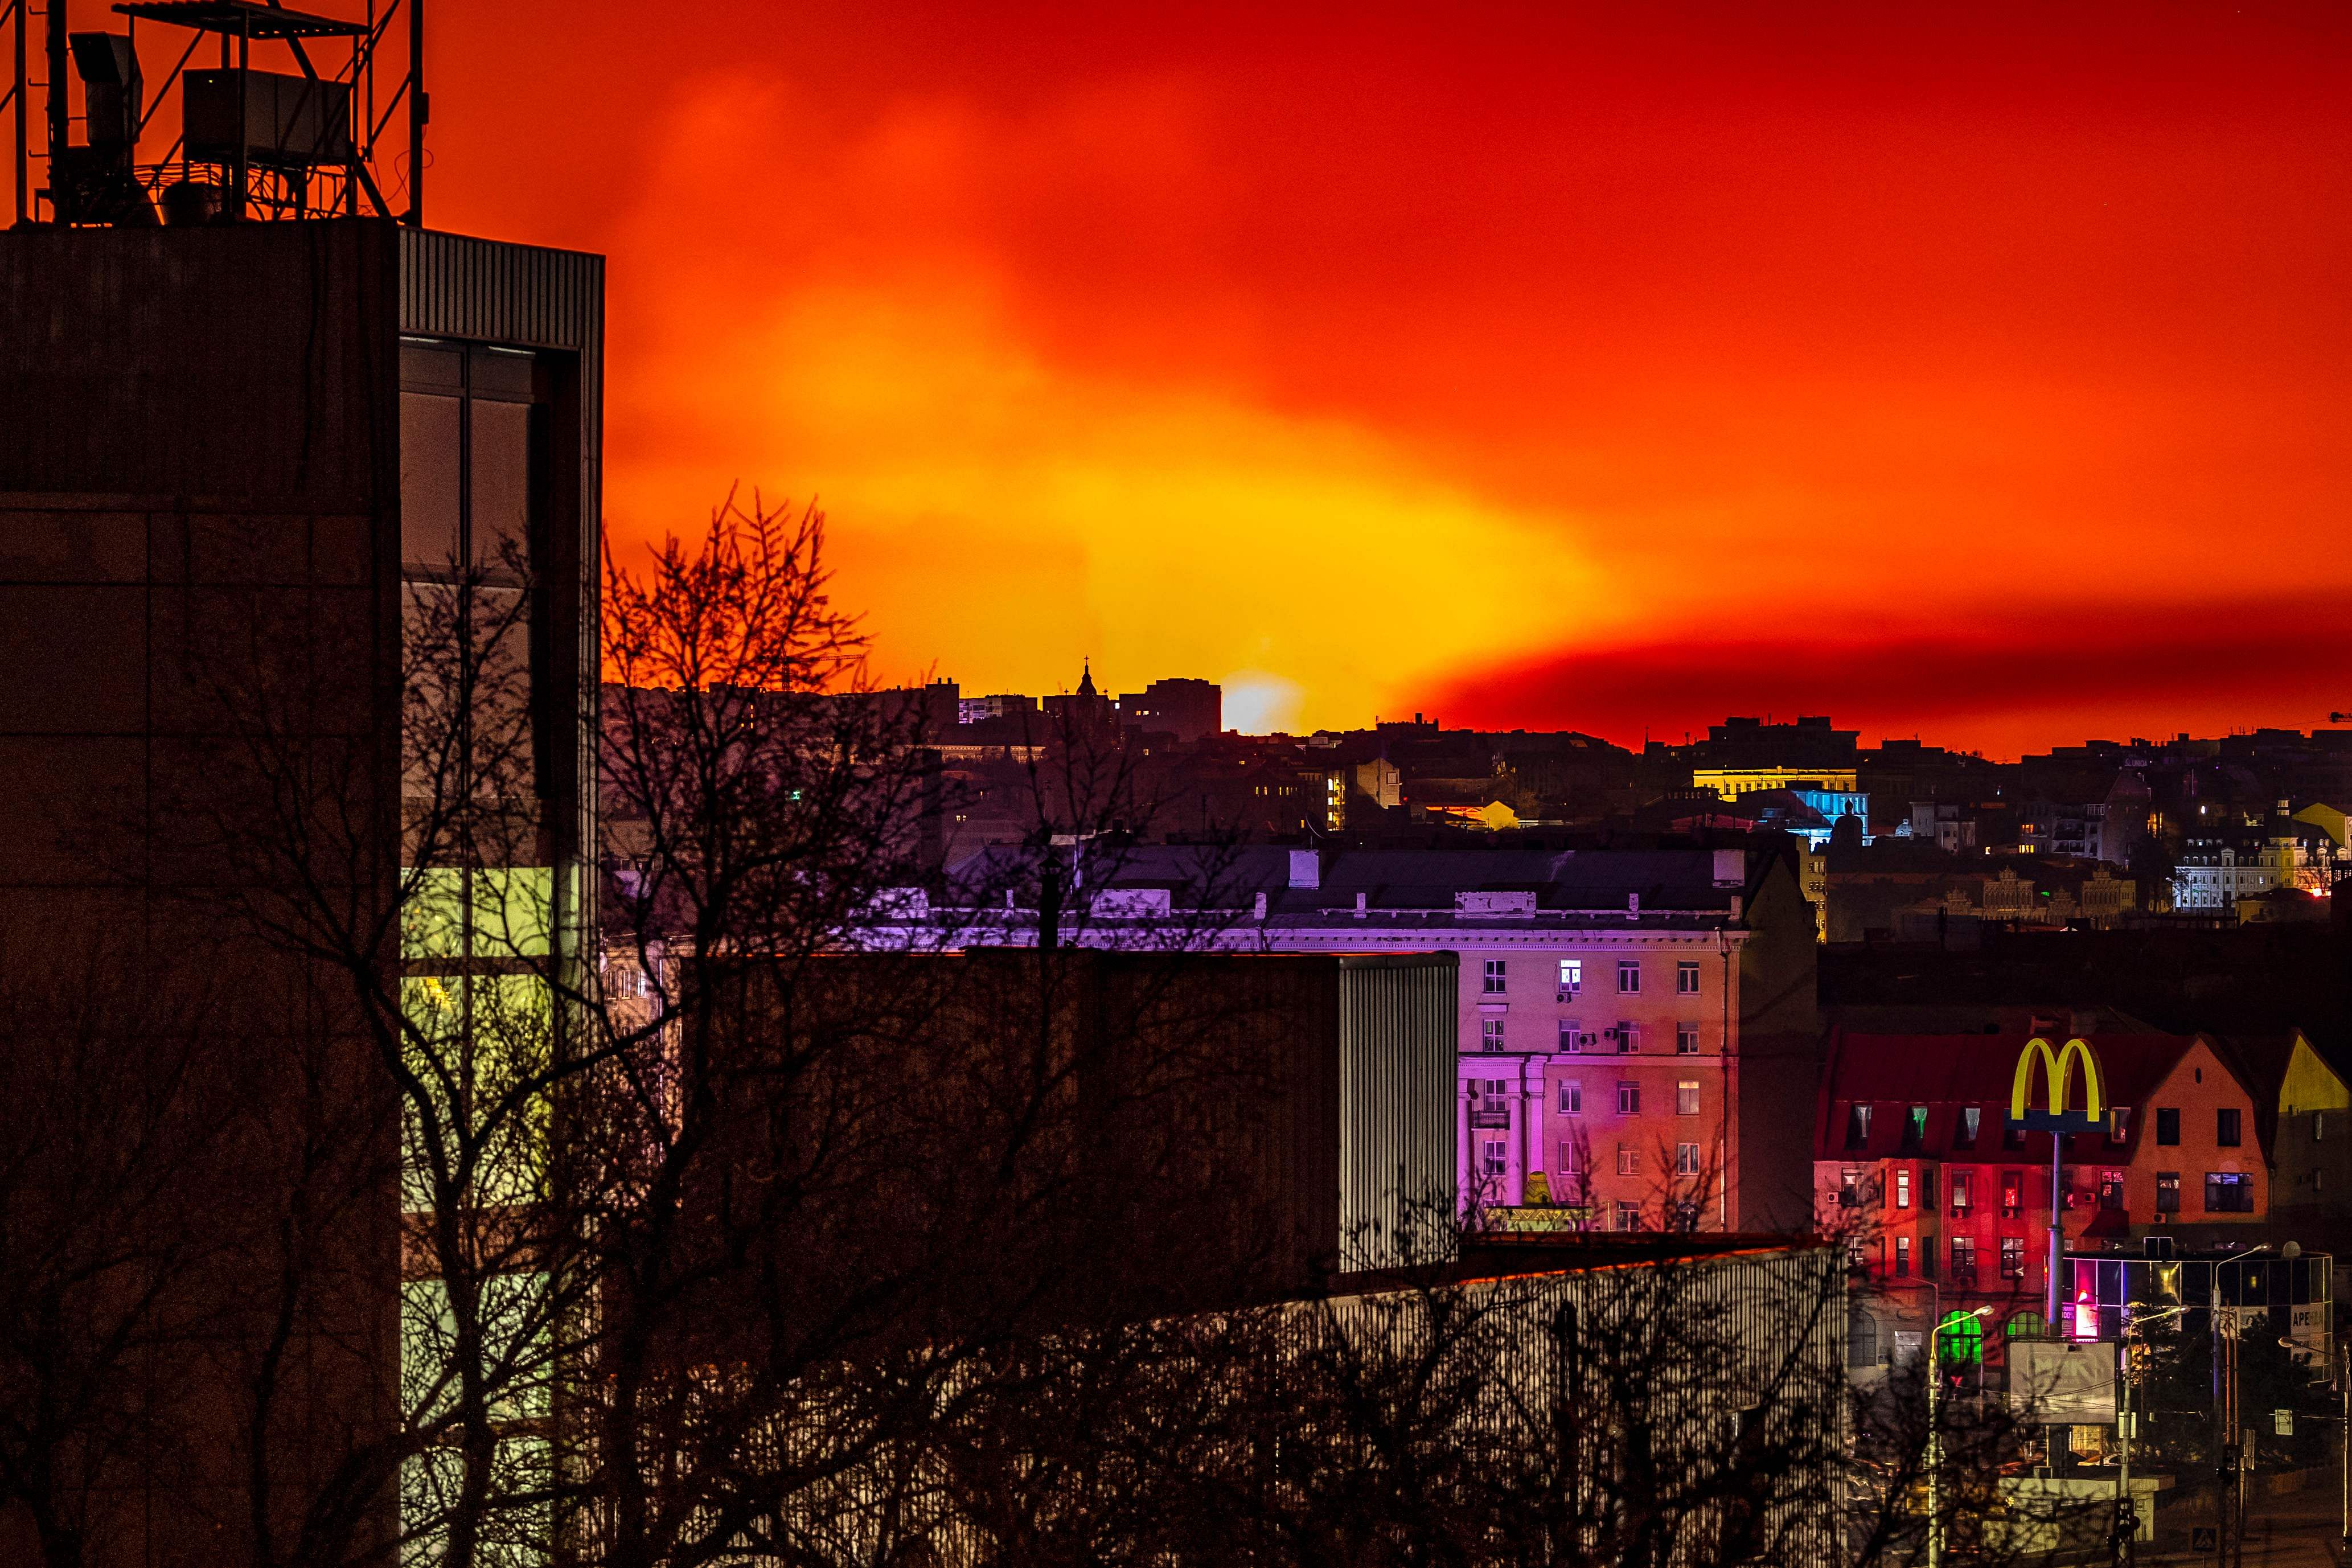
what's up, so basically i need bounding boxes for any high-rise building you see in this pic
[1,214,602,1565]
[1118,676,1222,742]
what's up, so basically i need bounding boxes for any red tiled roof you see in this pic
[1817,1031,2207,1160]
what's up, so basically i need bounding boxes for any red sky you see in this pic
[100,3,2352,754]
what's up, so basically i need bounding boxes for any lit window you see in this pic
[1895,1169,1911,1209]
[2000,1238,2025,1279]
[1950,1172,1972,1214]
[1557,959,1582,996]
[1677,960,1700,995]
[2204,1172,2253,1213]
[1480,1017,1506,1053]
[1676,1080,1700,1116]
[1617,960,1641,994]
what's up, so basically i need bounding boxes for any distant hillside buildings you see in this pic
[857,674,2352,933]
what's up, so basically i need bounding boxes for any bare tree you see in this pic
[16,486,2088,1568]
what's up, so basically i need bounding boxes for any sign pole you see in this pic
[2006,1035,2104,1483]
[2047,1128,2063,1328]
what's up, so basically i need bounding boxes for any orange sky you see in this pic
[116,3,2352,754]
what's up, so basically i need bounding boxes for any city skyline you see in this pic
[7,5,2352,1560]
[912,661,2349,765]
[386,1,2352,756]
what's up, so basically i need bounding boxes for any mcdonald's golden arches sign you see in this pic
[2005,1036,2107,1134]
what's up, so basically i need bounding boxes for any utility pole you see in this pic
[2046,1127,2065,1328]
[1884,1280,1988,1568]
[2049,1126,2068,1478]
[2206,1246,2279,1568]
[2116,1340,2135,1565]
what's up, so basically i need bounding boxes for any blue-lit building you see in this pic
[2066,1245,2333,1363]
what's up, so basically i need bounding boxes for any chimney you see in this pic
[1252,891,1268,921]
[1354,892,1368,920]
[1288,849,1320,889]
[1626,892,1640,921]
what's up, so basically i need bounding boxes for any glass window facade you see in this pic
[397,333,580,1568]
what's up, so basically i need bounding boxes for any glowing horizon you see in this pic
[414,2,2350,758]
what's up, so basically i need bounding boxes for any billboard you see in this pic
[2009,1340,2118,1423]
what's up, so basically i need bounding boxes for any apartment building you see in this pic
[1815,1030,2268,1308]
[867,840,1822,1233]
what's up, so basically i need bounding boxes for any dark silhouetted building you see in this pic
[1,217,602,1566]
[1118,676,1222,742]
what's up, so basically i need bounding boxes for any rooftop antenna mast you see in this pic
[8,0,425,227]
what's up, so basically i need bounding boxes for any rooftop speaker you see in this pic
[69,32,143,147]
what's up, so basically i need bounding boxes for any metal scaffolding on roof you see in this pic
[6,0,426,227]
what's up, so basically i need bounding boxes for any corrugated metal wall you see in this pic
[1337,953,1459,1269]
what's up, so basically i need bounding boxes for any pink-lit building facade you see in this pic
[867,842,1822,1235]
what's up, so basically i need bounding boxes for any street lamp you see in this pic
[2115,1300,2194,1565]
[1880,1276,1992,1568]
[2206,1242,2291,1568]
